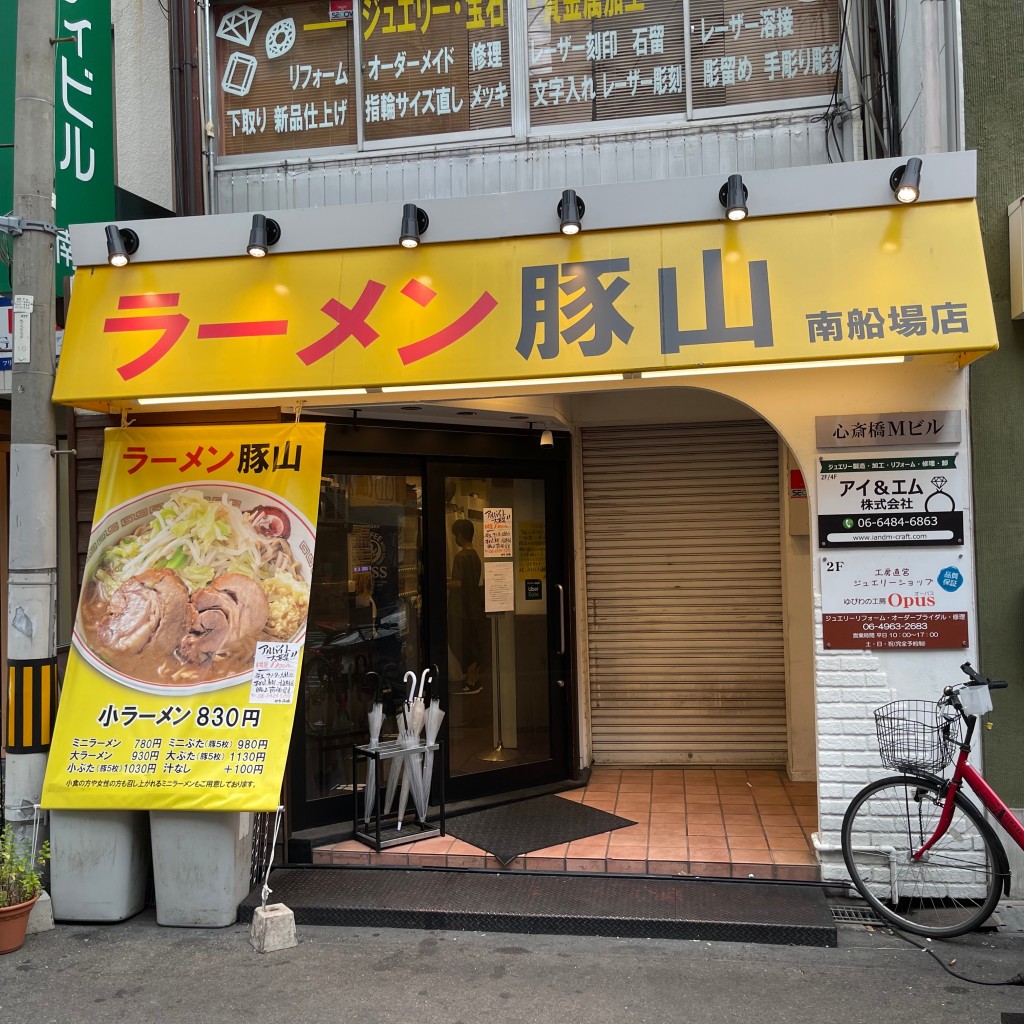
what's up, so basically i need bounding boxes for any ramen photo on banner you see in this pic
[42,423,326,812]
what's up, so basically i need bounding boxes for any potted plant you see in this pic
[0,824,50,954]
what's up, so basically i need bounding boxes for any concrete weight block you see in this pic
[249,903,298,953]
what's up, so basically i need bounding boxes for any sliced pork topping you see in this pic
[179,572,270,666]
[93,568,192,662]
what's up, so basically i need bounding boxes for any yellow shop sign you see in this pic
[54,200,996,408]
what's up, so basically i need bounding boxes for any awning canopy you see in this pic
[54,197,997,411]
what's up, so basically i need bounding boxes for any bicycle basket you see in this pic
[873,700,962,774]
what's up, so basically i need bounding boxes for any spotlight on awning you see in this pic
[539,429,554,448]
[246,214,281,257]
[105,225,140,267]
[890,157,923,204]
[719,174,749,222]
[400,204,429,248]
[557,189,585,235]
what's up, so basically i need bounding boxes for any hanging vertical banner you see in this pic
[42,423,325,810]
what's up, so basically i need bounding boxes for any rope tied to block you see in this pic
[260,804,285,910]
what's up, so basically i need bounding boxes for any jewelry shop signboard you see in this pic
[820,550,969,651]
[817,452,964,548]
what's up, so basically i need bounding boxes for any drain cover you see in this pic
[830,904,884,924]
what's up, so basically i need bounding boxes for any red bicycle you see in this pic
[841,662,1024,937]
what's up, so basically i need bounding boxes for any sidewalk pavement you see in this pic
[1,911,1023,1024]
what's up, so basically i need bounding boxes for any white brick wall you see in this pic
[810,619,990,890]
[812,600,897,881]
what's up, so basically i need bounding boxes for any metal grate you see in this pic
[830,904,884,924]
[240,868,838,947]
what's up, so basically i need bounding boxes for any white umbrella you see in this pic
[382,704,409,816]
[396,696,426,828]
[362,700,385,824]
[419,697,445,815]
[406,666,435,821]
[403,669,419,702]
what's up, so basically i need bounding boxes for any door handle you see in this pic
[557,583,566,655]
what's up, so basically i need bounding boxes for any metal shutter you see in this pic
[582,421,786,766]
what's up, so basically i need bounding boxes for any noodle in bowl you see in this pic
[74,484,315,696]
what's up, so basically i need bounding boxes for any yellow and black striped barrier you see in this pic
[6,658,59,753]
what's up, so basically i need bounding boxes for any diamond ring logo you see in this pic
[217,5,262,47]
[265,18,297,60]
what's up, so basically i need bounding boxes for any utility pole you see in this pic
[3,1,59,866]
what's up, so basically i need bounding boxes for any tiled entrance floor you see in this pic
[313,768,820,881]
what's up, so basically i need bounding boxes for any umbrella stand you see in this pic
[351,737,446,848]
[350,667,446,852]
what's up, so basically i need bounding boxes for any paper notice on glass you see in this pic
[483,507,513,558]
[517,519,546,578]
[250,641,302,704]
[485,561,515,612]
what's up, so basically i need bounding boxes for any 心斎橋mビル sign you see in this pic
[820,550,970,650]
[817,452,965,547]
[53,200,998,408]
[815,410,962,449]
[41,423,326,811]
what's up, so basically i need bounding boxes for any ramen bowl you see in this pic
[73,483,316,696]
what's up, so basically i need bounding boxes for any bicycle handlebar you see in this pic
[959,661,1009,690]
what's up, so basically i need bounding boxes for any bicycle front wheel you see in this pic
[841,775,1003,938]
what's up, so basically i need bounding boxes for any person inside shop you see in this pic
[447,518,486,694]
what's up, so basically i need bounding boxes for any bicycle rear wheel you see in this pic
[841,775,1003,938]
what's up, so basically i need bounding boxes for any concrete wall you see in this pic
[962,1,1024,815]
[112,0,173,210]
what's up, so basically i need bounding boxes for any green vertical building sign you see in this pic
[53,0,115,295]
[0,1,115,296]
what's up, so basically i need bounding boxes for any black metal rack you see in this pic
[352,739,446,851]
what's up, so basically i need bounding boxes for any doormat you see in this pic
[446,794,636,865]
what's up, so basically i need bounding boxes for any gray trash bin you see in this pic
[50,809,150,922]
[149,810,254,927]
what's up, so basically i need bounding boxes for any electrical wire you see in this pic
[872,0,894,155]
[840,0,888,159]
[813,0,851,162]
[882,0,900,154]
[883,925,1024,987]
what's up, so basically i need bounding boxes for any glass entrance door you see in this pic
[291,464,424,831]
[290,445,573,831]
[430,466,570,799]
